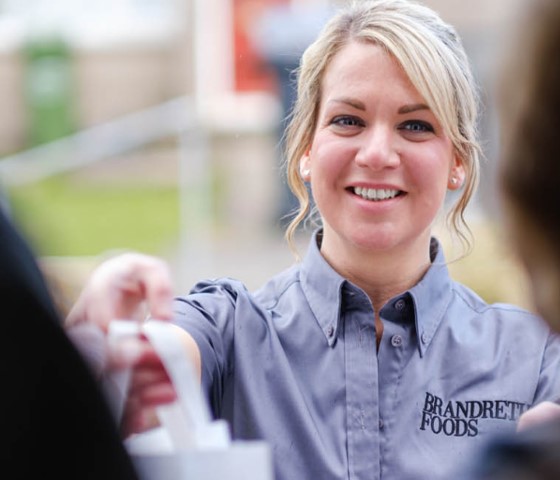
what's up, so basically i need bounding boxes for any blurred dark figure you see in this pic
[0,206,139,479]
[250,0,333,228]
[466,0,560,477]
[469,423,560,480]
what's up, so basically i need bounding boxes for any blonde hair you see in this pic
[284,0,481,256]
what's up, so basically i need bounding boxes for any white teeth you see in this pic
[354,186,400,201]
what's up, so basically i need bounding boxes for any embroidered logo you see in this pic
[419,392,529,437]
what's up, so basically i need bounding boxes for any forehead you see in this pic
[320,40,424,104]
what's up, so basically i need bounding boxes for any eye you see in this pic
[330,115,365,128]
[398,120,435,134]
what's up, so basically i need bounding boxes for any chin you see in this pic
[348,230,403,253]
[348,223,426,252]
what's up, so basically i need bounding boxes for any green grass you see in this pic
[7,175,180,257]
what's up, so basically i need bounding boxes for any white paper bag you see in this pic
[130,441,273,480]
[106,320,274,480]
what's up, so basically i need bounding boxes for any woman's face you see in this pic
[301,41,463,259]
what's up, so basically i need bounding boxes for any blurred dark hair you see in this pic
[498,0,560,250]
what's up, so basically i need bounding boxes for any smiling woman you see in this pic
[285,1,481,261]
[83,2,560,480]
[298,42,461,302]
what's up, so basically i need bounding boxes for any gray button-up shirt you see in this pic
[173,231,560,480]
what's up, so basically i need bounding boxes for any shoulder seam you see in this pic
[451,284,535,317]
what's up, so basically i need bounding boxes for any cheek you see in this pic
[310,136,351,176]
[408,155,449,196]
[422,148,455,190]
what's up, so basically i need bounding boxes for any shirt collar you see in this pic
[300,231,453,354]
[300,229,346,347]
[408,237,453,357]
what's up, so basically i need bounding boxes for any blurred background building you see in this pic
[0,0,535,312]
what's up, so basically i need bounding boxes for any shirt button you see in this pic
[391,335,403,347]
[421,332,429,344]
[327,325,334,337]
[395,299,406,311]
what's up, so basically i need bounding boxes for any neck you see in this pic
[320,234,433,313]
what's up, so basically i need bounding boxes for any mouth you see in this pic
[351,186,404,201]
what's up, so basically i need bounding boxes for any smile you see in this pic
[352,186,402,201]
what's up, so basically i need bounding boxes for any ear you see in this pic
[299,148,311,182]
[448,156,466,190]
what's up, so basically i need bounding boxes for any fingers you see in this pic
[110,253,174,319]
[97,252,174,324]
[517,401,560,432]
[120,361,177,437]
[140,272,174,321]
[66,252,174,332]
[121,402,161,437]
[106,337,150,370]
[127,365,176,404]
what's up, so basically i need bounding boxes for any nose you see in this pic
[354,126,400,170]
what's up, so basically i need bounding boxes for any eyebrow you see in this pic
[330,97,366,110]
[398,103,430,114]
[329,98,431,115]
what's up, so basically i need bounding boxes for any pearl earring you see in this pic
[451,177,458,185]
